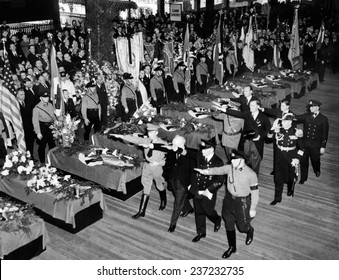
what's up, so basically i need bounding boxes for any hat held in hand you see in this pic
[243,130,257,140]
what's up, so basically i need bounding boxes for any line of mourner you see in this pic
[0,65,329,259]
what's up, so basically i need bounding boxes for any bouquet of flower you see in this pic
[132,103,157,124]
[1,150,34,180]
[26,164,60,193]
[50,114,81,147]
[0,197,39,235]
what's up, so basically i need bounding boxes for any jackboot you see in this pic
[222,230,237,259]
[159,190,167,210]
[245,226,254,245]
[132,193,149,219]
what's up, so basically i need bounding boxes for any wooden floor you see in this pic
[35,71,339,260]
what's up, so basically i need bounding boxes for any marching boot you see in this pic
[245,227,254,245]
[159,190,167,210]
[222,230,237,259]
[132,193,149,219]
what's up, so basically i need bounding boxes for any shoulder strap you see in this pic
[86,94,99,105]
[37,106,54,120]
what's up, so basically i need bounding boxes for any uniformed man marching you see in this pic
[295,100,329,184]
[150,66,166,112]
[195,149,259,259]
[172,61,187,103]
[81,80,101,141]
[267,113,304,205]
[189,138,224,243]
[32,91,56,163]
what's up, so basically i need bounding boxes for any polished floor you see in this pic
[35,71,339,260]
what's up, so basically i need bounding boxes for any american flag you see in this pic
[0,59,26,151]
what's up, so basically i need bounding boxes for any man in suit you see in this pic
[152,135,196,232]
[16,88,35,159]
[143,64,152,99]
[24,78,40,109]
[8,43,25,72]
[34,74,51,97]
[189,138,224,243]
[296,100,329,184]
[27,45,39,67]
[96,74,108,127]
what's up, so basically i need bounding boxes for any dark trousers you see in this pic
[300,145,321,182]
[37,122,55,163]
[274,181,293,202]
[169,178,193,226]
[121,99,137,122]
[153,89,166,113]
[193,195,221,235]
[84,109,101,141]
[24,130,35,160]
[222,192,252,233]
[197,75,208,94]
[317,62,326,82]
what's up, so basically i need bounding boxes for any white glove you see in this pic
[249,210,256,218]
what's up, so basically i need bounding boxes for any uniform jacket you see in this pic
[190,153,224,197]
[296,112,329,148]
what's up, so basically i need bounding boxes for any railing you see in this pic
[9,21,57,37]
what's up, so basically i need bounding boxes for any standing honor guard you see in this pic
[295,100,329,184]
[195,150,259,259]
[189,138,224,243]
[121,72,138,121]
[172,61,187,103]
[32,91,56,163]
[196,53,209,94]
[81,80,101,142]
[267,113,304,205]
[150,66,166,112]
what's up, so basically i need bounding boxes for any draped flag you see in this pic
[243,16,255,72]
[144,43,155,61]
[50,45,63,113]
[232,34,239,69]
[163,41,174,75]
[115,32,144,87]
[288,7,301,70]
[183,23,191,93]
[316,19,325,52]
[0,60,26,151]
[213,13,224,85]
[239,26,245,42]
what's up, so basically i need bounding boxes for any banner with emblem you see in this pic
[163,41,174,75]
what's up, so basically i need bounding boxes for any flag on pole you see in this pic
[243,16,255,72]
[50,45,63,113]
[273,44,281,68]
[316,19,325,52]
[0,60,26,151]
[240,26,245,42]
[232,34,239,69]
[288,7,301,70]
[183,23,191,94]
[213,13,224,85]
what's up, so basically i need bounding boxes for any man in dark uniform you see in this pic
[150,66,166,112]
[96,74,108,127]
[143,64,152,99]
[32,91,56,163]
[81,80,101,141]
[17,88,35,160]
[172,61,187,102]
[296,100,329,184]
[267,113,304,205]
[189,138,224,243]
[317,36,330,83]
[195,149,259,259]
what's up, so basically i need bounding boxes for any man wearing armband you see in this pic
[195,150,259,259]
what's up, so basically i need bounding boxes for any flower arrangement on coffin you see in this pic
[0,197,39,235]
[1,150,34,180]
[106,122,140,136]
[132,103,157,124]
[50,114,81,148]
[25,164,100,205]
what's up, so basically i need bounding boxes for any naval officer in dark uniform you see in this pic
[189,138,224,243]
[295,100,329,184]
[32,91,56,163]
[267,113,304,205]
[195,149,259,259]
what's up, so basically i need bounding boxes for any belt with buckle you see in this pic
[224,130,242,136]
[277,145,296,151]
